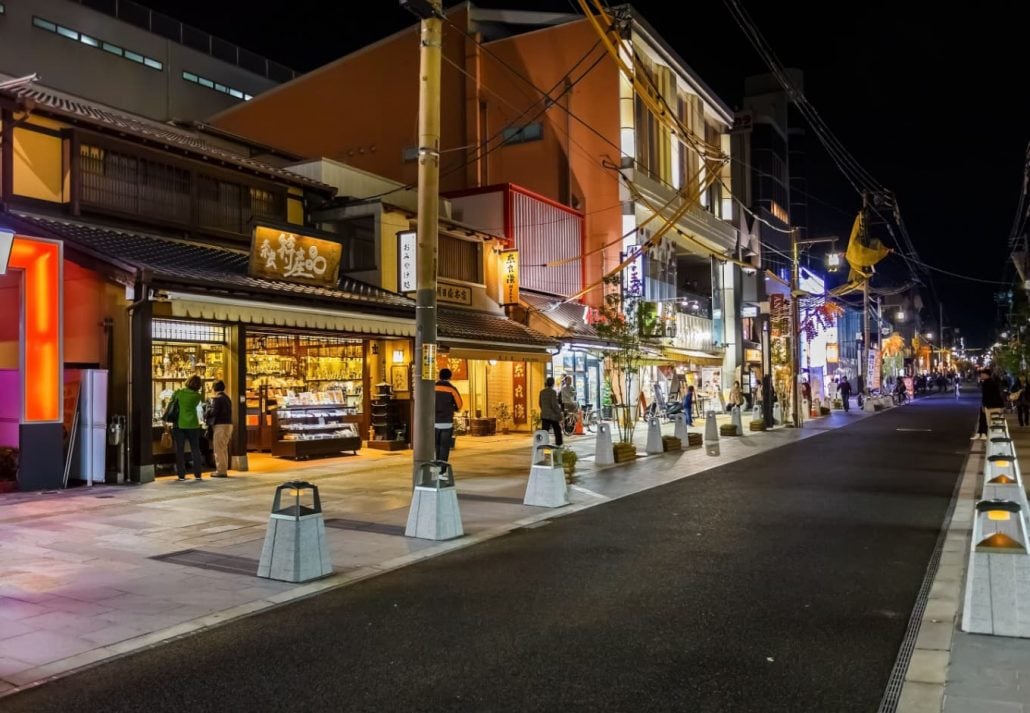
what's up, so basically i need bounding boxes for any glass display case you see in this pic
[271,404,362,458]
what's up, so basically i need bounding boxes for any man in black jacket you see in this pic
[434,368,463,462]
[976,368,1005,440]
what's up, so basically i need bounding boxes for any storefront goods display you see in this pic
[272,405,361,458]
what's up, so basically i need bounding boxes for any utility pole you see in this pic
[405,0,443,486]
[790,227,801,428]
[861,191,871,396]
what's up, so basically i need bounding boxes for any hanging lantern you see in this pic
[826,251,842,272]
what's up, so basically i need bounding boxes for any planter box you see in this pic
[719,424,739,437]
[662,436,682,452]
[686,433,703,448]
[749,420,767,432]
[820,407,831,416]
[613,442,637,463]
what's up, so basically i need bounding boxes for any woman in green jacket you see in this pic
[171,375,205,481]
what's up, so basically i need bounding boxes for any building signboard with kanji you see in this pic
[249,225,342,288]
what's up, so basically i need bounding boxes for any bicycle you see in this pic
[561,407,579,436]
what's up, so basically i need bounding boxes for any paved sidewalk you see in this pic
[939,414,1030,713]
[0,409,865,696]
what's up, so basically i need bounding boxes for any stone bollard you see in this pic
[674,411,690,444]
[594,422,614,466]
[258,481,332,583]
[524,443,569,508]
[531,429,550,466]
[731,405,744,436]
[405,461,463,541]
[772,403,782,425]
[645,416,664,455]
[704,410,720,456]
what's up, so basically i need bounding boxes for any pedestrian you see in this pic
[729,381,742,412]
[1013,376,1030,427]
[682,384,695,427]
[839,377,852,412]
[976,368,1004,440]
[206,380,233,478]
[434,368,463,462]
[539,376,563,446]
[167,375,205,481]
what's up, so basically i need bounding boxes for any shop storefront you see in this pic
[438,348,549,435]
[546,347,603,416]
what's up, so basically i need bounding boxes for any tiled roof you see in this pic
[9,212,556,349]
[0,81,334,194]
[11,214,412,311]
[437,309,556,348]
[521,289,599,338]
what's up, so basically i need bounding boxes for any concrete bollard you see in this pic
[531,429,550,466]
[674,411,690,444]
[772,403,782,425]
[731,406,744,436]
[645,416,664,455]
[257,481,332,583]
[594,422,614,466]
[405,462,463,541]
[524,443,569,508]
[704,410,720,456]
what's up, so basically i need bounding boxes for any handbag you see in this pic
[162,393,180,424]
[160,425,173,450]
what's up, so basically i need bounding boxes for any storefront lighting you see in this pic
[393,349,404,364]
[895,309,904,320]
[826,251,842,272]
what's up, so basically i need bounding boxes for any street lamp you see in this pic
[896,309,905,321]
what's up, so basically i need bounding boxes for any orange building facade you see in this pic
[211,3,746,402]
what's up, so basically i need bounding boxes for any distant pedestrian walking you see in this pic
[839,377,852,412]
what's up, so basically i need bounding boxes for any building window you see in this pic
[33,16,162,70]
[501,122,542,145]
[439,235,481,283]
[181,70,252,101]
[79,144,192,224]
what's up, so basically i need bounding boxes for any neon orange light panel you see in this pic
[9,237,62,422]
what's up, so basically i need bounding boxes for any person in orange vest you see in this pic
[434,368,463,462]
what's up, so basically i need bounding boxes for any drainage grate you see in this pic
[323,518,406,537]
[457,493,525,505]
[876,454,966,713]
[151,549,260,576]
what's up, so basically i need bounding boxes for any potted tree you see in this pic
[594,274,645,463]
[493,402,513,434]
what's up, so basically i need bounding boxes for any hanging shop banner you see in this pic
[512,361,528,424]
[436,354,468,380]
[826,343,839,363]
[398,230,416,293]
[250,225,342,288]
[868,348,881,390]
[500,249,520,305]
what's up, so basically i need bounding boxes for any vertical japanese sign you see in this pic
[421,344,437,381]
[398,231,416,293]
[512,361,527,425]
[868,348,881,390]
[500,249,519,305]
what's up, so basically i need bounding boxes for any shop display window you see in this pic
[151,320,228,426]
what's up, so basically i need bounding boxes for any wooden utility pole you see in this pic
[408,0,443,485]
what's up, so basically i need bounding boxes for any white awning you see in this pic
[163,292,415,337]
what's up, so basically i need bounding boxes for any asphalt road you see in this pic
[6,393,974,713]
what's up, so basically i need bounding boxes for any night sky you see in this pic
[139,0,1030,347]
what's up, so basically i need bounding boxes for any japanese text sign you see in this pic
[249,226,342,288]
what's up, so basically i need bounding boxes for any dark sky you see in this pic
[140,0,1030,346]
